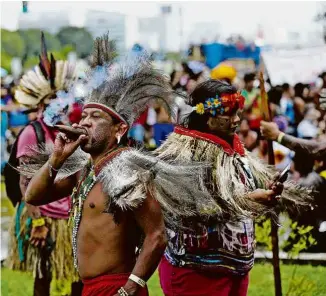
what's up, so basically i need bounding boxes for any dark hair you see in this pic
[186,79,237,132]
[282,83,290,92]
[244,73,256,83]
[268,86,283,105]
[293,151,314,177]
[294,83,304,98]
[181,62,195,77]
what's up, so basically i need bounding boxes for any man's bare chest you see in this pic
[82,182,108,217]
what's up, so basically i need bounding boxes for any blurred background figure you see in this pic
[238,118,258,151]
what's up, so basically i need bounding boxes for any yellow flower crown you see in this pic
[193,92,245,116]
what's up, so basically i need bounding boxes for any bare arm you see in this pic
[25,131,89,206]
[24,157,78,206]
[281,134,326,160]
[121,192,167,295]
[260,121,326,160]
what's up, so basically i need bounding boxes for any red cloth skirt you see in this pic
[82,273,149,296]
[158,256,249,296]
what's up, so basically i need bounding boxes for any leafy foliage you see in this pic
[18,29,61,58]
[1,51,13,73]
[57,27,93,58]
[255,215,316,257]
[1,29,26,58]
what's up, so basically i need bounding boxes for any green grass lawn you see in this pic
[1,263,326,296]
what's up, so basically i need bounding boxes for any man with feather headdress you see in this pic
[155,79,313,296]
[6,33,82,296]
[18,34,219,296]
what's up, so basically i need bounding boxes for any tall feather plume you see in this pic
[90,33,114,68]
[50,53,56,89]
[39,32,51,79]
[84,32,176,126]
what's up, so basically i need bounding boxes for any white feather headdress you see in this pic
[82,33,176,126]
[15,32,76,107]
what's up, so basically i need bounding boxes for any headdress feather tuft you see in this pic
[83,32,176,126]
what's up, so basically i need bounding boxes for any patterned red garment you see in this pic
[163,127,255,276]
[159,256,249,296]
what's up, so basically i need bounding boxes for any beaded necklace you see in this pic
[69,146,126,270]
[70,165,97,269]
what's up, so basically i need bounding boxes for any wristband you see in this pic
[277,132,285,144]
[118,287,129,296]
[48,162,59,178]
[129,274,146,288]
[32,217,45,227]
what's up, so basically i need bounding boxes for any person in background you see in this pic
[280,83,295,135]
[293,83,307,125]
[128,108,149,146]
[170,62,195,92]
[1,85,9,172]
[297,107,320,139]
[272,116,294,171]
[260,86,326,161]
[6,33,82,296]
[242,73,262,133]
[286,150,326,254]
[238,118,258,151]
[242,73,258,108]
[152,102,174,147]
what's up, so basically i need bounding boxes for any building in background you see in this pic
[260,24,323,49]
[187,22,221,45]
[84,10,139,54]
[138,17,165,52]
[138,5,181,52]
[18,11,69,34]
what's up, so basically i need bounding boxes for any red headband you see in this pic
[84,103,128,125]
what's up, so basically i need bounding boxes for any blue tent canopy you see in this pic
[201,43,261,69]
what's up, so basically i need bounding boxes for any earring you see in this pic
[116,134,121,144]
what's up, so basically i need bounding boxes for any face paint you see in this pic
[207,110,241,137]
[80,108,117,154]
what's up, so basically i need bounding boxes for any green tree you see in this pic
[18,29,61,58]
[1,29,26,58]
[57,27,93,58]
[23,56,39,71]
[1,51,12,73]
[23,45,74,71]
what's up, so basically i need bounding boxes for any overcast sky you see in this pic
[0,1,322,41]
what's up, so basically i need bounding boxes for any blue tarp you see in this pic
[201,43,261,69]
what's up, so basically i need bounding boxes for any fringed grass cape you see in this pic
[155,126,313,222]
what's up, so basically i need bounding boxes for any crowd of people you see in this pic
[0,31,325,296]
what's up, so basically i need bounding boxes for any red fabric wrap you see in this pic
[174,126,245,156]
[82,273,149,296]
[159,256,249,296]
